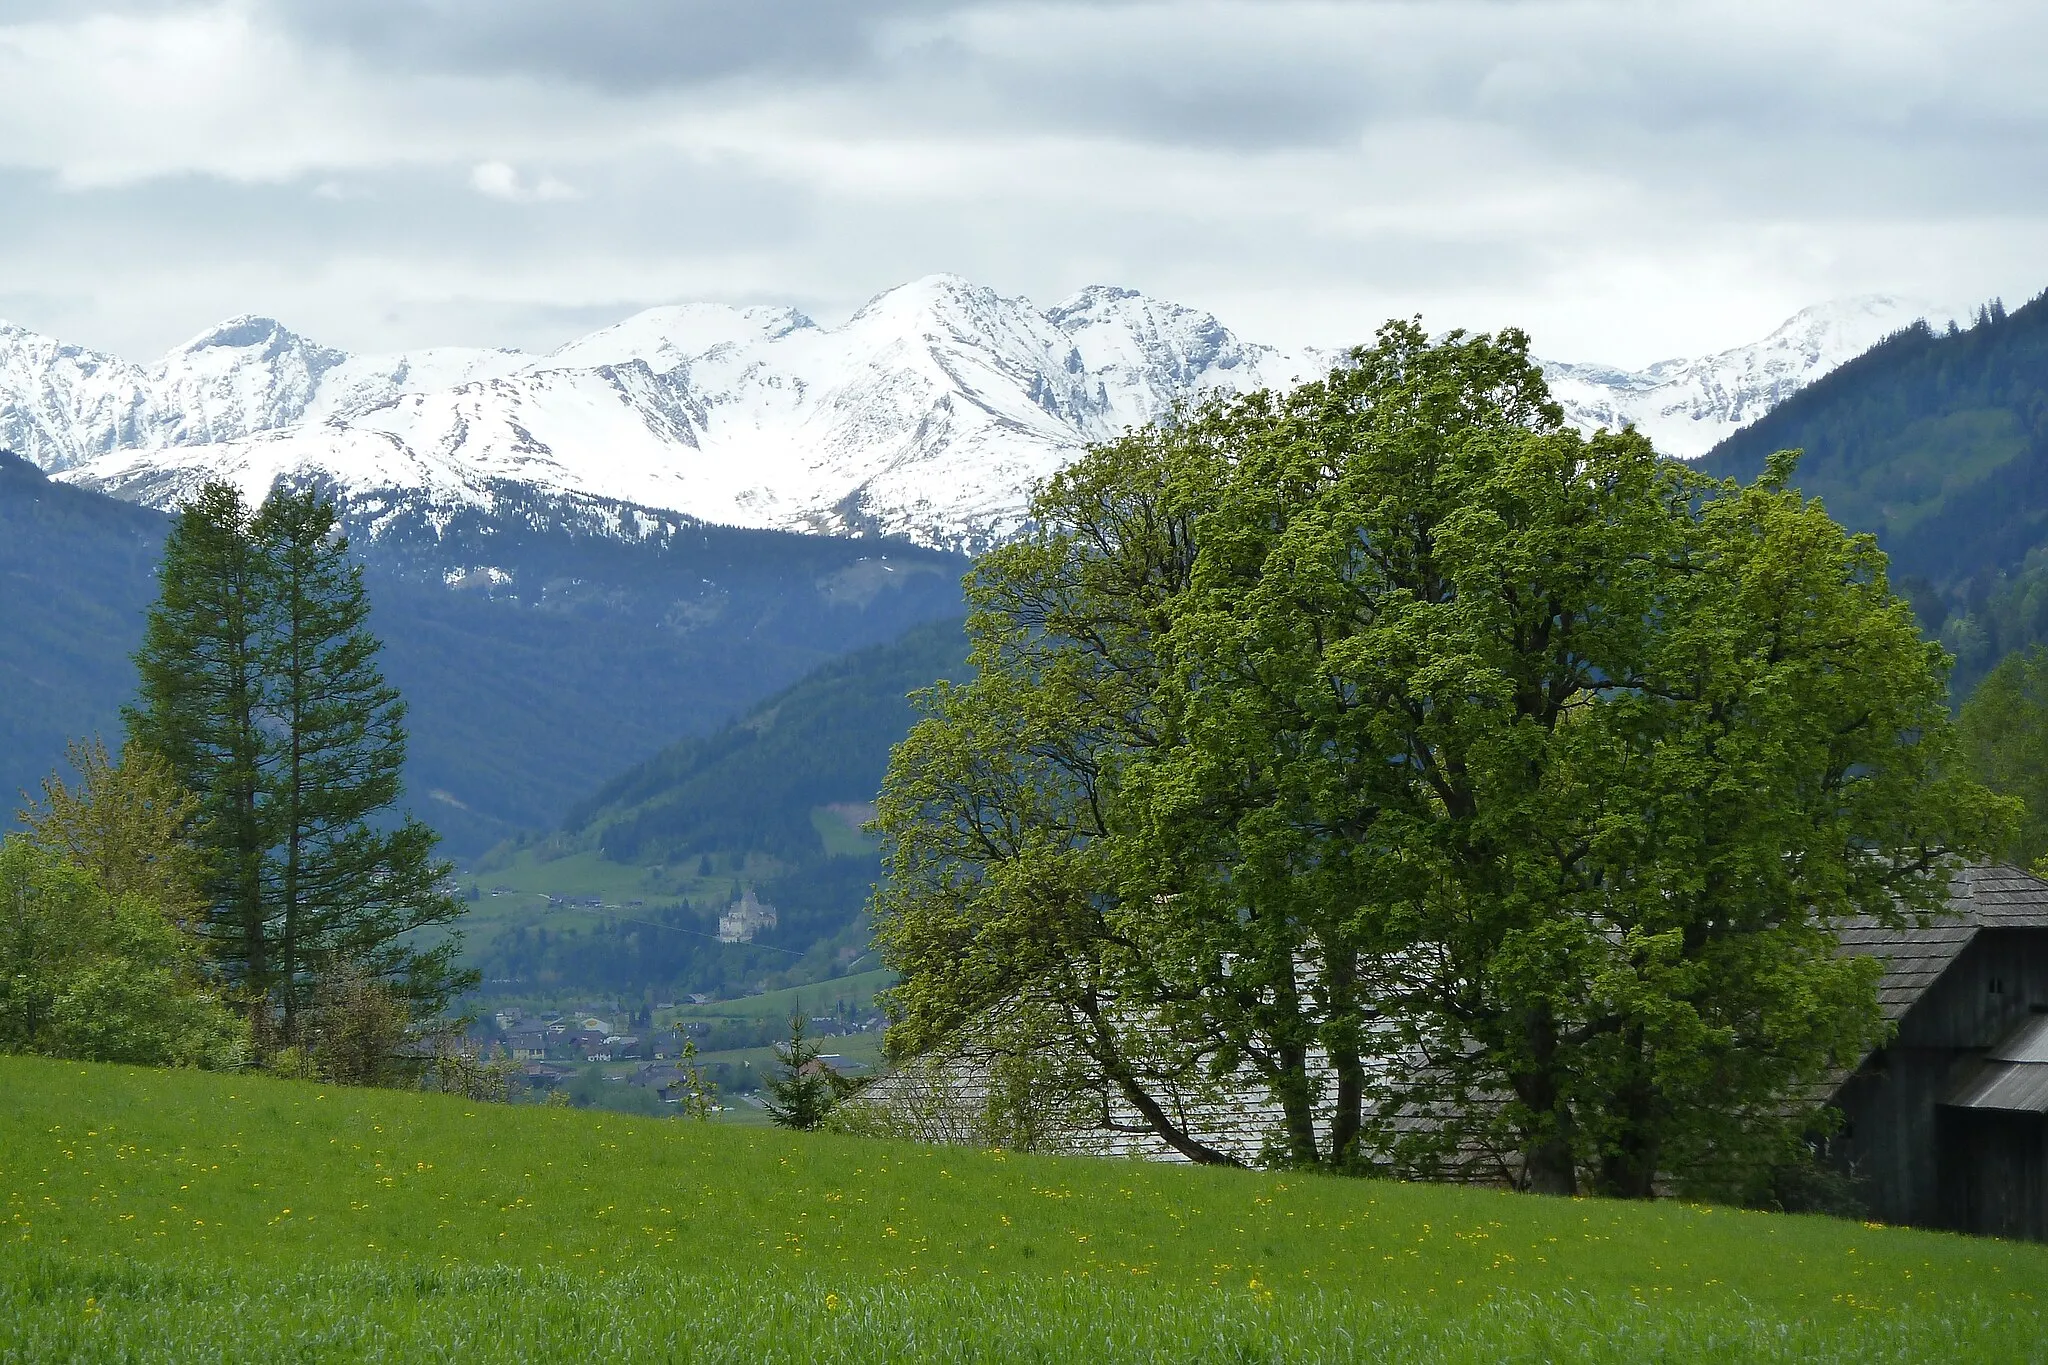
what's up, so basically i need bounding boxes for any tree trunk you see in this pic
[1324,949,1367,1168]
[1513,1006,1578,1195]
[1593,1029,1661,1199]
[1074,993,1244,1166]
[1271,1045,1321,1166]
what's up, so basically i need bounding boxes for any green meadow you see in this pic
[3,1056,2045,1363]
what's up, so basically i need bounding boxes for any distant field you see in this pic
[811,803,881,859]
[3,1058,2045,1361]
[673,968,896,1023]
[458,846,773,940]
[449,844,856,1012]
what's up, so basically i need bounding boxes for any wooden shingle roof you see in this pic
[1837,863,2048,1021]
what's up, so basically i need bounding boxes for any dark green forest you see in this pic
[566,616,968,864]
[1696,292,2048,690]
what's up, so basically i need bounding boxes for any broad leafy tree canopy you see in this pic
[874,321,2012,1195]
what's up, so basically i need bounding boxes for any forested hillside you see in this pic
[450,619,965,1000]
[566,616,968,864]
[0,452,165,804]
[0,453,966,851]
[1695,292,2048,689]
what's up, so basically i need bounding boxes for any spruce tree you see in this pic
[128,480,473,1059]
[763,1009,839,1130]
[127,482,271,1025]
[250,488,470,1040]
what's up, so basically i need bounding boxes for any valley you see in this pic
[439,618,967,1008]
[6,287,2040,1021]
[0,452,966,855]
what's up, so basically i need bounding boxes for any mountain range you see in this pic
[5,277,2030,1003]
[3,278,1950,552]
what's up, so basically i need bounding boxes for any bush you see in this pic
[0,838,246,1068]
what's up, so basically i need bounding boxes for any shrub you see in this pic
[0,838,246,1068]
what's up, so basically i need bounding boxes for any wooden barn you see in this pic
[1831,863,2048,1240]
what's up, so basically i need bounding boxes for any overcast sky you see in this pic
[0,0,2041,366]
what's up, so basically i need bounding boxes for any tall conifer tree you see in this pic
[129,480,472,1057]
[250,488,469,1040]
[127,482,271,1020]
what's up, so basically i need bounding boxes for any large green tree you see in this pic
[129,481,471,1057]
[1957,645,2048,869]
[873,420,1256,1165]
[873,322,2012,1194]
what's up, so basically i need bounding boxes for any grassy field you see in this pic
[457,846,770,949]
[3,1056,2045,1362]
[673,968,895,1023]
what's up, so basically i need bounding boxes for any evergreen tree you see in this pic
[127,482,271,1023]
[128,480,473,1058]
[250,488,467,1039]
[1957,645,2048,869]
[763,1008,839,1130]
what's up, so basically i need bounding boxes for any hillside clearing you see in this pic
[2,1057,2044,1362]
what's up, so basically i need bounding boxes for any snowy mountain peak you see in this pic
[1056,283,1142,310]
[544,303,816,375]
[147,314,350,449]
[0,280,1961,550]
[1542,294,1958,457]
[171,314,323,358]
[843,274,1044,344]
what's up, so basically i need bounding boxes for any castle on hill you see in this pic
[717,888,777,944]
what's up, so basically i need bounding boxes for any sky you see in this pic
[0,0,2042,367]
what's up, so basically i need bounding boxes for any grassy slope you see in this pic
[3,1059,2045,1362]
[673,969,895,1023]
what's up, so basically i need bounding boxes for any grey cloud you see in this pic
[3,1,2044,368]
[0,154,816,356]
[0,159,802,265]
[871,2,2048,161]
[0,1,180,16]
[271,0,966,90]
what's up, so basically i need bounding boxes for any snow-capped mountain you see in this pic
[0,279,1954,550]
[1541,295,1958,458]
[18,277,1313,550]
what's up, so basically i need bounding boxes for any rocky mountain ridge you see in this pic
[2,278,1953,550]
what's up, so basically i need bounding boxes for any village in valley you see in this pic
[472,995,883,1119]
[443,875,888,1118]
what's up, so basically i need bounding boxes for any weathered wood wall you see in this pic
[1833,929,2048,1236]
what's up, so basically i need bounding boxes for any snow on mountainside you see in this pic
[1542,295,1959,458]
[0,280,1953,550]
[29,276,1320,549]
